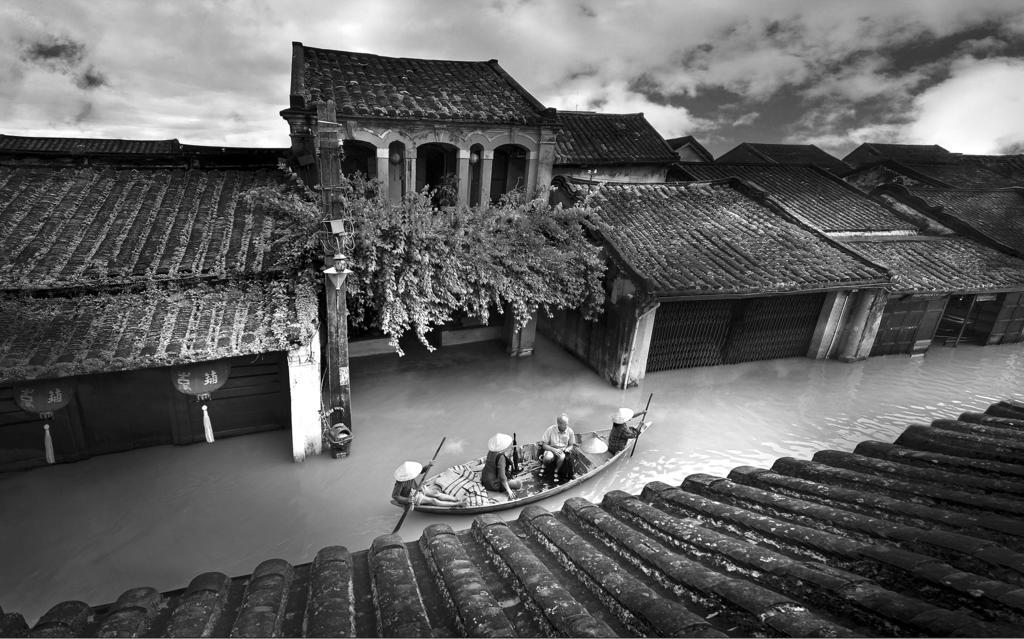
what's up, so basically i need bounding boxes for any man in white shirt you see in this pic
[541,413,574,482]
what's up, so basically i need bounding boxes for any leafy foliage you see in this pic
[245,173,607,355]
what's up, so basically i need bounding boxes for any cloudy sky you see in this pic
[3,0,1024,159]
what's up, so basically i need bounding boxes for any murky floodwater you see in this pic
[2,335,1023,624]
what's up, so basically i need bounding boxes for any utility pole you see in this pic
[316,100,354,440]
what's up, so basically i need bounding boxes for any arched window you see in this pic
[415,143,458,207]
[490,144,528,203]
[341,140,377,179]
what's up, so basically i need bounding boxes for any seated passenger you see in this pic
[391,460,465,507]
[607,407,642,454]
[481,433,523,501]
[541,413,575,483]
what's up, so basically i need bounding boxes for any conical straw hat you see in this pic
[393,460,423,481]
[488,433,513,452]
[580,434,609,454]
[613,407,635,424]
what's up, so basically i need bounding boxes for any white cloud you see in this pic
[802,123,908,157]
[732,112,760,127]
[545,79,711,139]
[906,56,1024,153]
[2,0,1024,153]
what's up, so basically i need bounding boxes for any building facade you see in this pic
[680,160,1024,357]
[0,137,324,471]
[281,43,559,208]
[547,176,890,386]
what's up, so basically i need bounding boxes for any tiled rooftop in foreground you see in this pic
[3,400,1024,637]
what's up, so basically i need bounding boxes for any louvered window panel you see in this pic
[722,294,825,364]
[648,294,824,371]
[871,297,932,356]
[647,300,732,371]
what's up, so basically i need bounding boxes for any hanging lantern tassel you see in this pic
[44,423,55,464]
[201,404,215,443]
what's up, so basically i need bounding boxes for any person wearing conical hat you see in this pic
[607,407,644,454]
[391,460,464,508]
[481,433,523,501]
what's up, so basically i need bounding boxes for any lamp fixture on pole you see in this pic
[322,265,353,290]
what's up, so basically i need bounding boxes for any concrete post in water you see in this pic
[838,289,887,362]
[807,291,851,360]
[621,303,658,388]
[288,327,323,461]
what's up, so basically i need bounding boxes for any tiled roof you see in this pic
[0,279,318,384]
[843,236,1024,293]
[581,179,888,297]
[292,43,547,124]
[665,135,714,162]
[6,400,1024,637]
[901,162,1018,188]
[844,143,954,166]
[906,187,1024,257]
[553,112,677,165]
[718,143,851,175]
[678,163,918,233]
[843,145,1023,188]
[967,154,1024,185]
[0,135,287,163]
[0,164,293,290]
[0,135,181,155]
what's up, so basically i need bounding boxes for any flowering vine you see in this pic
[244,173,607,355]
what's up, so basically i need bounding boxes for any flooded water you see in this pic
[3,335,1023,624]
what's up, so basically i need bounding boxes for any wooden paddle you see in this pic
[630,393,653,458]
[392,437,446,534]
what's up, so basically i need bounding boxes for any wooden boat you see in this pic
[401,422,651,515]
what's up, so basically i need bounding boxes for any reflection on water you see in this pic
[2,336,1022,623]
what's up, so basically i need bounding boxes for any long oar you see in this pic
[392,437,446,535]
[630,393,653,458]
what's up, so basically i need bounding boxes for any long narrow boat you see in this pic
[400,422,651,515]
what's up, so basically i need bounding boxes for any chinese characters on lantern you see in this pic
[171,362,231,397]
[14,381,74,415]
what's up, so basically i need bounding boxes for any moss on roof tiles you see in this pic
[589,180,888,296]
[0,279,318,384]
[296,46,545,124]
[0,164,292,291]
[682,163,917,233]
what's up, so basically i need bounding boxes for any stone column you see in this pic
[838,289,887,362]
[457,149,471,206]
[479,150,494,205]
[288,330,322,461]
[376,148,390,202]
[525,151,538,195]
[535,126,557,192]
[405,148,417,197]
